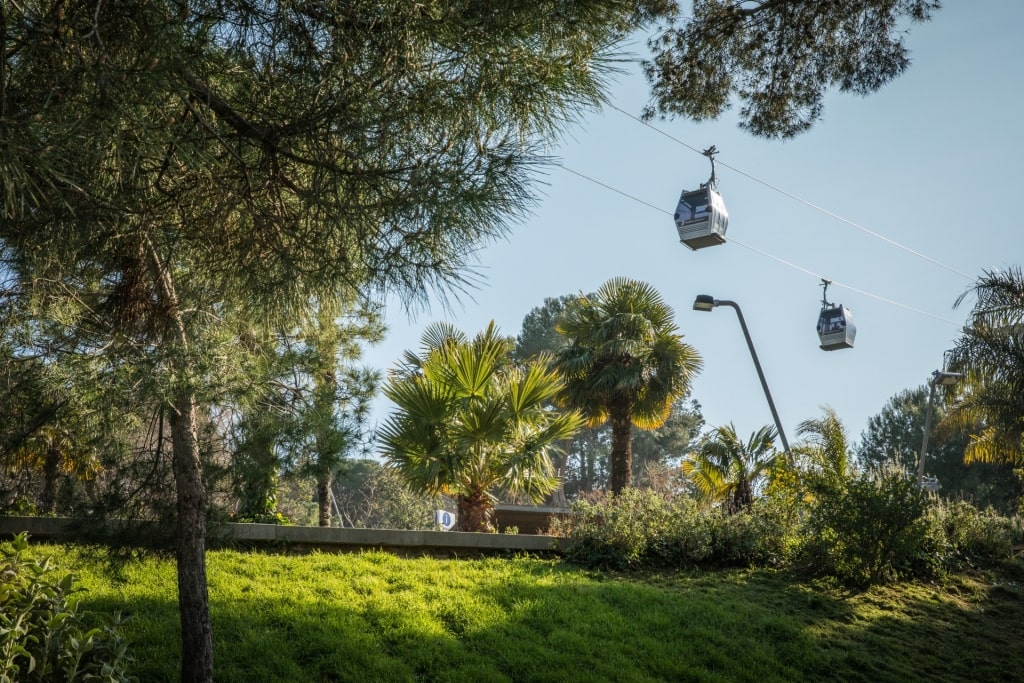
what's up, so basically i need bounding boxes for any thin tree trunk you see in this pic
[608,402,633,495]
[169,391,213,683]
[148,238,213,683]
[582,431,594,493]
[40,440,61,514]
[317,469,332,527]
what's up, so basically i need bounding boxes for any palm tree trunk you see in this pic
[456,490,493,532]
[609,401,633,495]
[732,478,753,512]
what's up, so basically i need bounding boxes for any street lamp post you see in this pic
[918,369,962,488]
[693,295,791,456]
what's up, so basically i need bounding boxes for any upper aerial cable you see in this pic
[674,145,729,250]
[816,278,857,351]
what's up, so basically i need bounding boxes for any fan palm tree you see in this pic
[554,277,702,494]
[379,322,583,531]
[682,424,780,512]
[946,267,1024,464]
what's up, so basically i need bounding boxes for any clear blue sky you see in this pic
[362,2,1024,453]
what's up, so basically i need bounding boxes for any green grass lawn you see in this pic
[40,545,1024,682]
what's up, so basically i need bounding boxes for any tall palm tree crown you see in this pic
[379,321,583,531]
[554,277,702,493]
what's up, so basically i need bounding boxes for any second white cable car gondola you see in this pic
[674,146,729,250]
[816,279,856,351]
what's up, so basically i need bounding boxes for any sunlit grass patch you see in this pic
[24,543,1024,682]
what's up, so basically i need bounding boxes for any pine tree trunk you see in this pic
[169,391,213,683]
[608,402,633,495]
[150,243,214,683]
[317,470,332,527]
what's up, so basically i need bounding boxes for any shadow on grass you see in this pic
[80,559,1024,683]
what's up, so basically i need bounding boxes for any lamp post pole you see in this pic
[693,295,791,456]
[918,369,962,488]
[917,381,939,487]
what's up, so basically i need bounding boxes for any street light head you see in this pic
[931,370,962,386]
[693,294,717,312]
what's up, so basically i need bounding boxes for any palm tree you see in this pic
[946,267,1024,464]
[554,277,702,494]
[682,424,780,512]
[379,322,583,532]
[793,406,853,488]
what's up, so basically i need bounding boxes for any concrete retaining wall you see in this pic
[0,516,568,555]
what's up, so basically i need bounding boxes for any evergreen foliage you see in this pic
[643,0,942,138]
[2,4,645,678]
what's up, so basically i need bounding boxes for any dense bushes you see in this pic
[557,477,1019,585]
[800,467,933,585]
[553,488,794,571]
[0,534,134,682]
[925,500,1017,569]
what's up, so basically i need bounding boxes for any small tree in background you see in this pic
[682,424,781,512]
[794,406,854,491]
[332,460,441,530]
[380,322,583,531]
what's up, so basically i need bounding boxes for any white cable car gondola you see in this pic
[674,146,729,250]
[816,279,856,351]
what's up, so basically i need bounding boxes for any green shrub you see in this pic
[801,468,931,586]
[0,533,134,683]
[926,501,1015,570]
[557,488,673,569]
[702,498,795,568]
[558,489,795,570]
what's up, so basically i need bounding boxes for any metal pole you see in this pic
[918,380,938,487]
[715,300,792,456]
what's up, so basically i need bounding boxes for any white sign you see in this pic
[434,509,455,531]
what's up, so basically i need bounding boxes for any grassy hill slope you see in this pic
[44,546,1024,682]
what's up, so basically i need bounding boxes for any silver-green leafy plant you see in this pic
[0,534,134,683]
